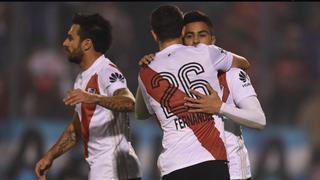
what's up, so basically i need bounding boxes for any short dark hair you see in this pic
[150,5,184,42]
[183,11,214,35]
[72,13,112,54]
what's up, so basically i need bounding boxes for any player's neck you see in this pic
[79,52,103,70]
[159,38,182,51]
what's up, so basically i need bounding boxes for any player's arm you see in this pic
[44,112,81,158]
[64,65,135,112]
[219,96,266,129]
[138,53,155,66]
[211,46,250,71]
[230,53,250,70]
[63,88,135,112]
[135,86,152,120]
[35,112,81,179]
[220,69,265,129]
[184,84,266,130]
[96,88,135,112]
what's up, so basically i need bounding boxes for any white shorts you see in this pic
[88,146,142,180]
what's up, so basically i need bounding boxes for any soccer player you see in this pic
[34,13,141,180]
[138,10,266,180]
[136,5,250,180]
[182,11,266,180]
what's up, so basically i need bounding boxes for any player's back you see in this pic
[138,43,233,176]
[150,44,225,93]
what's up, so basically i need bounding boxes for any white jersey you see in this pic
[74,55,141,180]
[138,44,233,176]
[218,68,257,179]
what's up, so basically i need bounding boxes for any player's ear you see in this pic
[82,39,92,51]
[151,30,159,42]
[182,26,186,37]
[212,35,216,45]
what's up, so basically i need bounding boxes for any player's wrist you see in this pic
[91,94,101,104]
[46,152,56,162]
[218,102,226,114]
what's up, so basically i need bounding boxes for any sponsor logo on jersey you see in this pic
[239,71,251,87]
[109,72,125,83]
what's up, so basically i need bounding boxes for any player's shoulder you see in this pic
[178,43,212,58]
[191,43,213,51]
[102,59,126,85]
[226,68,245,76]
[226,68,252,85]
[95,57,124,83]
[99,57,121,72]
[198,44,229,58]
[74,73,82,83]
[198,43,222,51]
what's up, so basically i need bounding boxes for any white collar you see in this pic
[156,44,184,57]
[81,54,107,77]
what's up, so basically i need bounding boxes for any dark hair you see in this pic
[150,5,184,42]
[72,13,112,54]
[183,11,214,35]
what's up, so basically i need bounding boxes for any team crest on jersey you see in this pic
[239,71,251,87]
[87,87,97,94]
[109,72,125,83]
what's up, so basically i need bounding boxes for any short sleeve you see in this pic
[100,65,127,96]
[208,45,233,72]
[138,76,155,115]
[227,68,257,105]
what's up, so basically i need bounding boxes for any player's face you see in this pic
[63,24,84,64]
[183,22,214,46]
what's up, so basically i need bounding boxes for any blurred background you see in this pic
[0,2,319,180]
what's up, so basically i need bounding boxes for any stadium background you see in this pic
[0,2,319,180]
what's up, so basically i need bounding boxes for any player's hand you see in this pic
[184,83,222,114]
[138,53,155,66]
[63,88,99,106]
[35,155,52,180]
